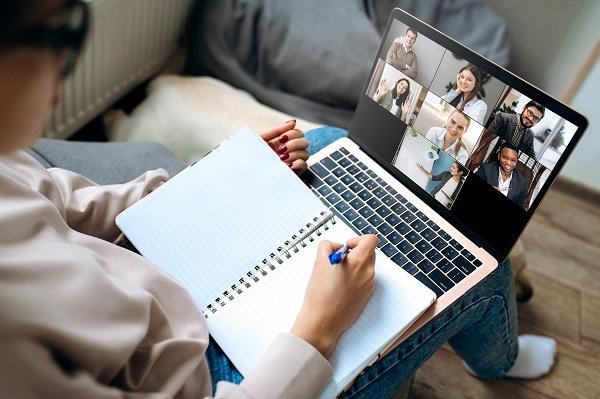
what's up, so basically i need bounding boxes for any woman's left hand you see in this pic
[260,120,309,173]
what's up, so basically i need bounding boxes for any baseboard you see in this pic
[552,176,600,206]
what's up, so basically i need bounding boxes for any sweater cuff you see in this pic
[238,333,333,399]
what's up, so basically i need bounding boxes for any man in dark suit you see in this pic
[475,144,529,208]
[487,100,545,158]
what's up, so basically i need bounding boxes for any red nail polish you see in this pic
[279,153,289,161]
[277,144,287,154]
[279,134,289,144]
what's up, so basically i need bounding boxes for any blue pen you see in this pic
[328,244,350,265]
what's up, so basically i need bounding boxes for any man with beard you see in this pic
[487,100,545,158]
[475,143,529,208]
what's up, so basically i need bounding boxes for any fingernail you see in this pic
[286,119,296,124]
[279,134,289,144]
[279,153,289,161]
[287,162,293,167]
[277,144,287,154]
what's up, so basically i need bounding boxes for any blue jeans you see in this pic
[206,127,519,397]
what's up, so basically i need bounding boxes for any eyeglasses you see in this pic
[0,0,90,78]
[524,108,542,123]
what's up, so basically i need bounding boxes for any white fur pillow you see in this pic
[107,75,322,163]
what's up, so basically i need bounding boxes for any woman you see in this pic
[441,64,487,124]
[417,162,464,208]
[0,1,557,397]
[374,78,411,121]
[425,110,470,165]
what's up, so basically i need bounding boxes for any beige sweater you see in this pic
[0,151,333,398]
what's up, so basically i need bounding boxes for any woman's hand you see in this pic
[401,98,410,117]
[290,235,378,358]
[260,120,309,173]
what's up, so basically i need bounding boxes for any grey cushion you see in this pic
[28,139,186,185]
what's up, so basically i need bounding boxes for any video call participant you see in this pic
[374,78,411,121]
[417,162,464,208]
[385,27,418,79]
[475,143,529,208]
[488,100,545,158]
[425,110,470,165]
[441,64,488,124]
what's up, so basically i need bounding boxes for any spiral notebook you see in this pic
[116,128,435,398]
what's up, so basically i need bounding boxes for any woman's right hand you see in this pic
[290,235,378,358]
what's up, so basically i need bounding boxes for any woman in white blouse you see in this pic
[425,110,470,165]
[441,64,487,124]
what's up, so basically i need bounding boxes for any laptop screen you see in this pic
[349,8,587,260]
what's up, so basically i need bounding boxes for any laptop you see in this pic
[301,8,587,352]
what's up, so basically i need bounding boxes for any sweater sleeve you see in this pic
[47,167,170,242]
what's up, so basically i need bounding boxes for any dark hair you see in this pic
[392,78,410,108]
[406,28,418,39]
[524,100,545,118]
[499,142,519,155]
[0,1,35,44]
[453,64,482,110]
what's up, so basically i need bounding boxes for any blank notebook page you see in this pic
[116,128,329,307]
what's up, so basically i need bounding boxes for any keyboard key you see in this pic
[395,194,408,204]
[349,198,364,209]
[332,182,346,193]
[407,249,424,264]
[324,175,337,186]
[449,239,464,252]
[436,258,454,273]
[375,206,391,218]
[414,272,443,297]
[321,157,337,170]
[391,253,409,268]
[426,220,440,231]
[407,203,418,213]
[361,225,377,235]
[415,239,433,254]
[420,228,436,241]
[349,181,363,193]
[367,170,377,179]
[415,211,428,222]
[356,172,369,183]
[357,161,368,170]
[343,209,359,221]
[340,174,355,185]
[401,212,416,223]
[441,246,459,260]
[341,190,355,202]
[385,186,398,196]
[358,206,374,218]
[381,244,398,258]
[448,268,466,283]
[339,147,350,155]
[406,231,420,244]
[461,249,476,262]
[417,259,435,274]
[381,194,395,207]
[338,157,352,168]
[325,192,341,204]
[439,231,452,241]
[348,154,359,163]
[317,185,332,196]
[352,217,368,231]
[395,222,411,235]
[386,231,402,245]
[311,163,329,178]
[330,150,343,160]
[454,256,475,275]
[366,197,382,209]
[473,259,483,267]
[384,214,401,226]
[410,219,426,232]
[302,170,324,188]
[431,237,447,251]
[397,240,413,254]
[401,262,419,275]
[358,189,372,201]
[377,234,389,248]
[348,165,361,175]
[378,222,393,236]
[367,214,383,226]
[373,187,387,198]
[364,179,377,191]
[334,201,350,213]
[428,269,455,292]
[332,167,345,178]
[375,177,387,186]
[425,249,443,263]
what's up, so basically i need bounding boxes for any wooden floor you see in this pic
[395,186,600,399]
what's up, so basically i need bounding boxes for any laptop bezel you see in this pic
[348,8,588,261]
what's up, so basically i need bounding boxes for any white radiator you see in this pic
[46,0,193,139]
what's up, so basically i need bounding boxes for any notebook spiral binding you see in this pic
[204,210,336,318]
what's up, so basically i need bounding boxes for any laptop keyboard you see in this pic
[302,147,483,298]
